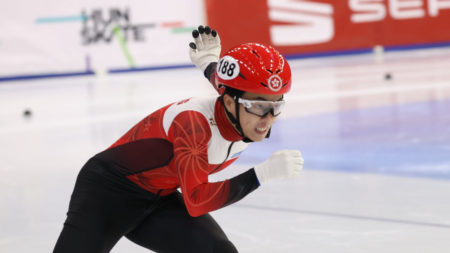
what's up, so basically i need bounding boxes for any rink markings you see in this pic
[235,204,450,229]
[288,80,450,102]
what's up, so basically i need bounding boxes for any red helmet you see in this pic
[215,43,291,95]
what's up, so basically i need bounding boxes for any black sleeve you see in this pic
[204,62,218,80]
[223,169,260,207]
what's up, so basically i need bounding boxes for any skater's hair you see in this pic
[220,86,244,101]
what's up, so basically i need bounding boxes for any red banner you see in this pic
[205,0,450,55]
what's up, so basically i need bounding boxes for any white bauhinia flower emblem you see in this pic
[268,75,283,92]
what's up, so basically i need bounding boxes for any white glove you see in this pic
[254,150,304,184]
[189,25,221,72]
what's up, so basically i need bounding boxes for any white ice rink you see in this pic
[1,47,450,252]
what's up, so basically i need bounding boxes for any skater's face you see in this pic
[223,92,284,142]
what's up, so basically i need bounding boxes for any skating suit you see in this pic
[94,96,260,217]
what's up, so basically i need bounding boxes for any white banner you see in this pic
[0,0,205,77]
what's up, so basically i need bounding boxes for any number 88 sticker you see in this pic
[217,56,240,80]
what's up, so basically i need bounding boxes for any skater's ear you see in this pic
[223,93,236,115]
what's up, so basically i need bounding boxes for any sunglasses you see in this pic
[237,97,285,117]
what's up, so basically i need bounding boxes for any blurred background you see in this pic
[1,0,450,252]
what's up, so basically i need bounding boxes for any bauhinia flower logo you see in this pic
[268,75,282,92]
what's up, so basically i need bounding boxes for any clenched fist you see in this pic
[254,150,304,184]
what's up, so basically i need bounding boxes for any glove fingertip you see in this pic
[211,30,217,37]
[189,42,197,50]
[205,26,211,34]
[198,25,205,34]
[192,30,199,38]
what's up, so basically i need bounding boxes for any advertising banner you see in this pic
[3,0,450,80]
[0,0,205,77]
[206,0,450,55]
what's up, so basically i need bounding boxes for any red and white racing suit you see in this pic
[95,96,260,217]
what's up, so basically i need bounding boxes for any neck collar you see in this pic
[214,99,243,142]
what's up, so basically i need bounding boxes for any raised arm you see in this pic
[189,25,221,93]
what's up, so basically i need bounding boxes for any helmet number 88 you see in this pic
[217,56,240,80]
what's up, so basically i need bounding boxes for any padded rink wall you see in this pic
[2,0,450,81]
[206,0,450,56]
[0,0,206,80]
